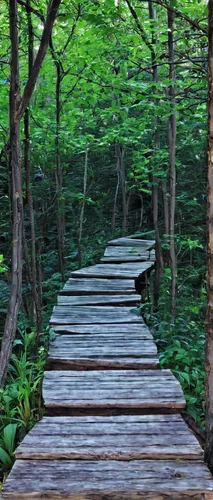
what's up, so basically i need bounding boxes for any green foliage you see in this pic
[144,268,207,426]
[0,0,209,471]
[0,424,17,471]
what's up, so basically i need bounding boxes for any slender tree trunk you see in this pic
[148,0,163,311]
[24,0,42,341]
[115,143,127,235]
[112,171,119,234]
[55,63,65,280]
[0,0,23,387]
[0,0,61,386]
[168,7,177,317]
[78,148,89,268]
[161,180,169,236]
[205,0,213,470]
[139,193,143,231]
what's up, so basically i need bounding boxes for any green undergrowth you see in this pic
[0,330,48,481]
[143,265,206,427]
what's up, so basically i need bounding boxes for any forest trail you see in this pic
[2,235,213,499]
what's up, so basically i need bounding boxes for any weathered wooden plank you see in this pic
[50,306,143,325]
[108,237,155,247]
[58,294,141,306]
[47,334,158,369]
[104,246,154,257]
[101,246,155,263]
[3,460,213,499]
[60,278,136,296]
[52,323,152,338]
[43,370,185,412]
[16,415,203,461]
[101,255,155,263]
[71,262,154,280]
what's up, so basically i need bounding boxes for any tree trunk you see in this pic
[115,143,127,235]
[24,0,42,339]
[161,180,169,236]
[55,63,65,280]
[0,0,23,387]
[148,0,163,311]
[205,0,213,470]
[78,148,89,268]
[112,171,119,234]
[0,0,61,386]
[168,6,177,317]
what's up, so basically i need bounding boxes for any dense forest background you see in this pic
[0,0,209,476]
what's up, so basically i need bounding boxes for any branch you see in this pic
[16,0,62,121]
[17,0,45,21]
[125,0,155,59]
[61,3,81,56]
[150,0,207,34]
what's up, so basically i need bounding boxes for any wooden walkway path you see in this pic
[2,235,213,499]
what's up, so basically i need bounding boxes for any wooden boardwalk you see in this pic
[2,235,213,499]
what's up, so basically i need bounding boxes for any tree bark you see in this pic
[17,0,62,120]
[205,0,213,471]
[148,0,163,311]
[115,143,127,235]
[55,62,65,280]
[0,0,23,387]
[167,6,177,317]
[24,0,42,340]
[0,0,61,387]
[78,148,89,268]
[161,180,169,236]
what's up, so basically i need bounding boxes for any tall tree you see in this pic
[0,0,62,387]
[167,5,177,317]
[148,0,163,311]
[206,0,213,471]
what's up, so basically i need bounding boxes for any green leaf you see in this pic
[3,423,17,455]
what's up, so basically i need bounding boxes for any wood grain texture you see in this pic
[16,414,203,460]
[3,460,213,499]
[108,237,155,247]
[47,334,158,370]
[42,369,186,412]
[58,294,141,306]
[104,246,155,257]
[101,246,155,263]
[60,278,136,295]
[52,323,153,337]
[71,262,154,280]
[50,305,143,325]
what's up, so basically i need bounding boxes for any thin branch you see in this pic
[125,0,155,59]
[149,0,207,35]
[16,0,62,120]
[17,0,44,21]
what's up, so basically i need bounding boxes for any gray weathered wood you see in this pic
[108,237,155,247]
[58,294,141,306]
[101,246,155,263]
[71,262,153,280]
[104,246,155,257]
[16,414,203,461]
[3,460,213,499]
[101,255,155,263]
[60,278,136,295]
[52,323,153,338]
[43,369,185,412]
[50,306,143,325]
[47,334,158,370]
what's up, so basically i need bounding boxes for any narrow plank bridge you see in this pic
[2,235,213,499]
